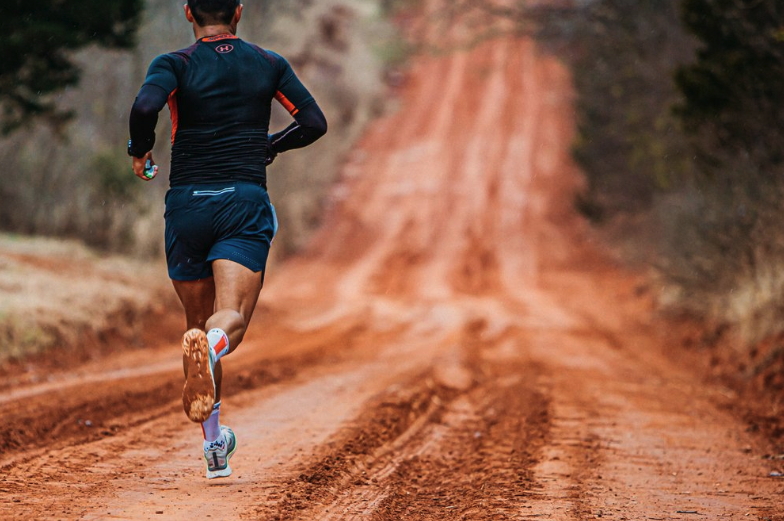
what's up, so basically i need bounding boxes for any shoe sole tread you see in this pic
[182,329,215,423]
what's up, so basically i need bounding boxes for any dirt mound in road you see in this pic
[664,317,784,448]
[0,234,177,377]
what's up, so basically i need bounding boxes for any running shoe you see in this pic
[204,426,237,479]
[182,329,216,423]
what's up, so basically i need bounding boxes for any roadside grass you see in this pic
[0,234,173,363]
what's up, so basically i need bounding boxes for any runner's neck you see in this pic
[195,26,236,40]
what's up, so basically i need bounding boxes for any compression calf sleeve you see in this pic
[202,401,223,444]
[202,330,229,444]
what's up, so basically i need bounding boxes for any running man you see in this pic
[127,0,327,479]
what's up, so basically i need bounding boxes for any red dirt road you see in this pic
[3,32,783,521]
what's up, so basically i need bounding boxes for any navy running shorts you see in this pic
[164,182,278,281]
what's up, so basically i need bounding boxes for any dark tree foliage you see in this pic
[675,0,784,170]
[0,0,143,133]
[561,0,695,220]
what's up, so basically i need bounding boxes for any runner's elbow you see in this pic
[314,121,327,140]
[301,104,327,140]
[131,98,160,118]
[310,111,327,139]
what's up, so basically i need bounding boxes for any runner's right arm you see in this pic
[128,84,169,158]
[128,55,180,158]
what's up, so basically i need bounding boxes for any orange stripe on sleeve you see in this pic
[168,89,179,144]
[275,91,299,116]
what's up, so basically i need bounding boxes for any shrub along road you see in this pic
[1,17,782,521]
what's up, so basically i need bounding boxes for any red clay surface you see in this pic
[2,15,784,521]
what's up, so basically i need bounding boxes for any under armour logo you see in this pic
[216,44,234,54]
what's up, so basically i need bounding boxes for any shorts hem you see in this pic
[168,271,214,282]
[207,251,267,273]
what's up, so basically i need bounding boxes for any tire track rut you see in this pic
[259,322,554,521]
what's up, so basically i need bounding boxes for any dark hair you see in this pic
[187,0,240,26]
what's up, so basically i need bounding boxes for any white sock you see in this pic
[207,328,230,362]
[202,401,223,445]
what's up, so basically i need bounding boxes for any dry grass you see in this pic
[645,180,784,348]
[723,265,784,346]
[0,234,172,362]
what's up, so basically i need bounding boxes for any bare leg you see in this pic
[172,277,219,420]
[172,276,215,377]
[206,260,262,347]
[172,260,262,403]
[205,259,263,401]
[172,276,215,330]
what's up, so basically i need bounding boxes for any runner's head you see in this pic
[185,0,241,27]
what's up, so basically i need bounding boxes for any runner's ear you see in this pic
[233,4,243,25]
[184,4,196,24]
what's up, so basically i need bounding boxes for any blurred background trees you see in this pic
[566,0,696,220]
[677,0,784,175]
[550,0,784,347]
[0,0,143,133]
[668,0,784,344]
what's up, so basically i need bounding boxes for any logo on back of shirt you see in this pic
[216,44,234,54]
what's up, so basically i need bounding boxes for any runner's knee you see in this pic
[206,309,247,344]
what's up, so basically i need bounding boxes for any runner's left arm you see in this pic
[268,56,328,158]
[269,103,327,154]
